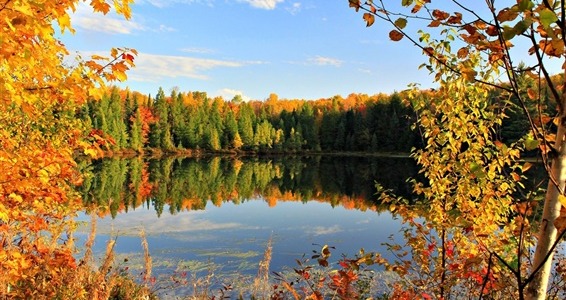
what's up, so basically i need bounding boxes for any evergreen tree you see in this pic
[150,87,174,150]
[238,103,255,148]
[298,104,319,150]
[129,106,143,152]
[223,110,239,149]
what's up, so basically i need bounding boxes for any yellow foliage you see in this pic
[0,0,136,298]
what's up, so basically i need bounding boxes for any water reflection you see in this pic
[79,155,417,218]
[76,155,417,296]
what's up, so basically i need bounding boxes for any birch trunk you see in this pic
[526,91,566,299]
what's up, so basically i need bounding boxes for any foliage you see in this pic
[271,245,379,300]
[348,0,566,298]
[0,0,136,297]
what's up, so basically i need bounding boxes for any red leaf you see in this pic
[486,25,499,37]
[389,30,404,41]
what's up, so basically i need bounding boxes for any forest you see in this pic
[79,83,548,155]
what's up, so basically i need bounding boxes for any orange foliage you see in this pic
[0,0,135,297]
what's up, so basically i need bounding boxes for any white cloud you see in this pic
[308,56,343,67]
[180,47,216,54]
[216,88,251,102]
[80,210,245,236]
[141,0,282,10]
[158,24,176,32]
[307,225,343,236]
[286,2,302,15]
[238,0,284,10]
[70,3,145,34]
[141,0,212,8]
[74,50,247,82]
[129,52,245,82]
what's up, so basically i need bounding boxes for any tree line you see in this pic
[79,84,547,156]
[80,87,418,154]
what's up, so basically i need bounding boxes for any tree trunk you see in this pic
[526,92,566,299]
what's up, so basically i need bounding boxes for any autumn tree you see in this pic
[0,0,137,297]
[349,0,566,298]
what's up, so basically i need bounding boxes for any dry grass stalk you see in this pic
[190,264,216,299]
[253,235,273,297]
[82,213,97,266]
[140,229,153,284]
[99,239,116,275]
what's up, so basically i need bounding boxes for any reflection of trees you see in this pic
[80,156,417,217]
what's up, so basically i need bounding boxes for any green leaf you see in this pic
[504,27,517,41]
[394,17,407,29]
[524,137,539,151]
[539,8,558,28]
[513,19,532,36]
[517,0,534,11]
[401,0,413,7]
[470,162,486,179]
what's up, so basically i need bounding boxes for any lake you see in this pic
[75,155,418,296]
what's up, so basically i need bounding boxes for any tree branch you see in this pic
[524,228,566,286]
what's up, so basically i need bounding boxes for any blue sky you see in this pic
[62,0,438,101]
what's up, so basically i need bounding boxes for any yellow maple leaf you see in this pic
[57,14,74,34]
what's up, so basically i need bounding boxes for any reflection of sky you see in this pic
[76,199,403,285]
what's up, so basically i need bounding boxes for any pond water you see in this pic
[75,155,418,295]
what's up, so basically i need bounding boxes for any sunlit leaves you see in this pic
[90,0,112,14]
[346,0,566,296]
[517,0,534,11]
[363,13,375,27]
[432,9,449,20]
[57,14,73,33]
[539,8,558,28]
[447,12,463,25]
[0,0,135,297]
[497,8,520,23]
[348,0,361,12]
[457,47,469,59]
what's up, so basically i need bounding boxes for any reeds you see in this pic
[252,235,273,298]
[140,229,153,285]
[66,213,155,300]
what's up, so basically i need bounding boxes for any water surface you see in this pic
[76,155,417,293]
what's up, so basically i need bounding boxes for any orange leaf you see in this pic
[363,13,375,27]
[389,30,404,41]
[447,12,463,24]
[90,0,111,14]
[554,206,566,232]
[428,19,441,27]
[497,8,519,22]
[423,47,434,56]
[348,0,361,12]
[432,9,449,20]
[527,88,537,100]
[411,4,422,14]
[457,47,469,59]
